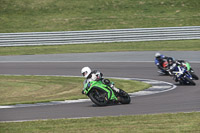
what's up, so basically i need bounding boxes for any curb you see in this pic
[0,77,176,109]
[128,78,176,97]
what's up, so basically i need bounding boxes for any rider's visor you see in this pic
[82,72,87,76]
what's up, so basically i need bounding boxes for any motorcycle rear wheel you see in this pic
[118,89,131,104]
[190,70,199,80]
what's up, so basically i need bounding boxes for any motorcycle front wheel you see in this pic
[185,77,196,85]
[88,88,109,106]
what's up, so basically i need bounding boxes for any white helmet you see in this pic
[155,52,161,58]
[81,67,91,78]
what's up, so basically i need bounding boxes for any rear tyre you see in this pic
[118,89,131,104]
[88,88,108,106]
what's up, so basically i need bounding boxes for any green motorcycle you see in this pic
[178,60,199,80]
[82,80,131,106]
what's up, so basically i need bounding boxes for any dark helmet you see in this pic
[167,57,174,65]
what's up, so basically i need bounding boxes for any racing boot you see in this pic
[110,84,120,93]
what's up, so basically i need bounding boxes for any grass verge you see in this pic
[0,0,199,33]
[0,112,200,132]
[0,40,200,56]
[0,75,150,105]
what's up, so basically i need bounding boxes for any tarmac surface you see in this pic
[0,51,199,122]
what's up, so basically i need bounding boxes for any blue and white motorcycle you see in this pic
[171,65,196,85]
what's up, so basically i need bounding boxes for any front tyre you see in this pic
[88,88,108,106]
[185,77,196,85]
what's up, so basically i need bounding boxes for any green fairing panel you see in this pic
[185,62,191,71]
[83,80,117,100]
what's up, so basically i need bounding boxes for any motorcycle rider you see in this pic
[154,52,174,74]
[167,58,181,82]
[81,66,120,94]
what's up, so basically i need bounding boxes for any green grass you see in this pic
[0,75,150,105]
[0,0,199,33]
[0,112,200,133]
[0,0,199,56]
[0,40,200,56]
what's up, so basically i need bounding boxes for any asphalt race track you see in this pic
[0,51,200,122]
